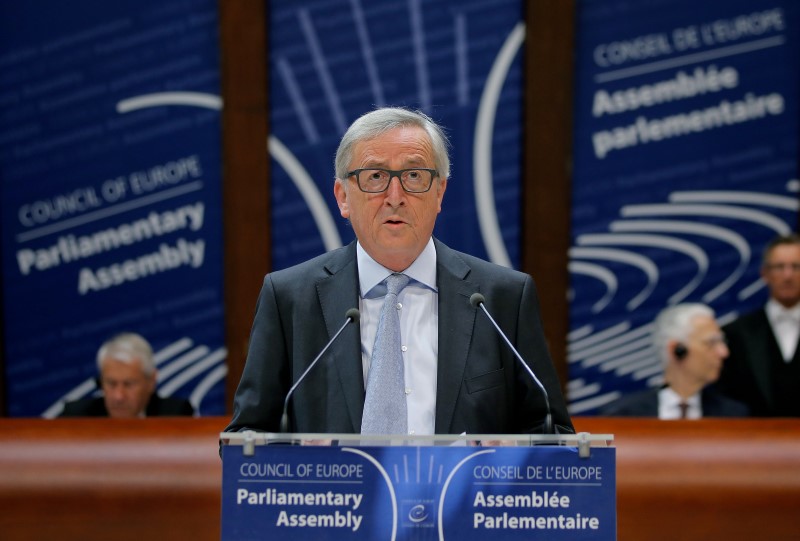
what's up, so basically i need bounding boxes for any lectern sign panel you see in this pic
[221,444,616,540]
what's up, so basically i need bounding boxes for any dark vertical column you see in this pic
[0,279,4,415]
[218,0,270,410]
[522,0,575,389]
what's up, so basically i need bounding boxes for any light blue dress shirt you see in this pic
[357,239,438,435]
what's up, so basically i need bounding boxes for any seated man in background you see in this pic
[60,333,194,418]
[718,233,800,416]
[602,303,748,419]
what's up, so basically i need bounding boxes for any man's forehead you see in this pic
[102,357,146,374]
[688,315,719,333]
[768,244,800,260]
[355,126,430,148]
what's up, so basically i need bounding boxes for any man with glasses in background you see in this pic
[602,303,748,419]
[718,234,800,417]
[226,107,573,436]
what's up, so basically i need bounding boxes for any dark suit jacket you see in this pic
[600,385,749,417]
[226,239,573,435]
[59,394,194,417]
[719,308,800,416]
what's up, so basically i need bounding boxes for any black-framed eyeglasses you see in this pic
[765,262,800,273]
[346,168,438,193]
[700,335,727,349]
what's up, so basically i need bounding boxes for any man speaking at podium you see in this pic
[225,107,573,436]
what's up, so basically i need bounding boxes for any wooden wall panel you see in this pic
[218,0,270,407]
[523,0,575,388]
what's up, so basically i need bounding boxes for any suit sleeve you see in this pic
[717,320,750,404]
[58,401,81,417]
[178,399,195,416]
[58,397,106,417]
[515,274,574,434]
[225,274,290,433]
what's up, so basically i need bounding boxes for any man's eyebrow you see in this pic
[402,156,428,166]
[358,154,429,168]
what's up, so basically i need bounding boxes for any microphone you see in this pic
[469,293,553,434]
[279,308,360,433]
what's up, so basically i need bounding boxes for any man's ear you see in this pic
[145,370,158,394]
[334,179,350,218]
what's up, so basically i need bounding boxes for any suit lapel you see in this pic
[433,240,480,433]
[316,242,364,432]
[752,310,777,409]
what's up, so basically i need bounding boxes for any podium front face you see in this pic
[220,434,616,541]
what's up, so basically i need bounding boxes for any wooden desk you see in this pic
[576,417,800,540]
[0,417,225,541]
[1,417,798,540]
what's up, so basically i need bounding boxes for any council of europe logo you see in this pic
[402,500,435,528]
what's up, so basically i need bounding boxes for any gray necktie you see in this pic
[361,273,409,434]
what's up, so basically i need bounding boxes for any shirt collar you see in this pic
[766,298,800,323]
[660,386,700,409]
[357,238,438,298]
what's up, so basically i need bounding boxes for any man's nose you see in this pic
[384,175,405,202]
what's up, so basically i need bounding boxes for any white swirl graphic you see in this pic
[473,22,525,268]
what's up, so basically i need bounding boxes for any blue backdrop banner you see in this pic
[0,0,227,416]
[267,0,524,271]
[569,0,800,413]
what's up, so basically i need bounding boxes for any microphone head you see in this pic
[345,308,360,323]
[469,293,486,309]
